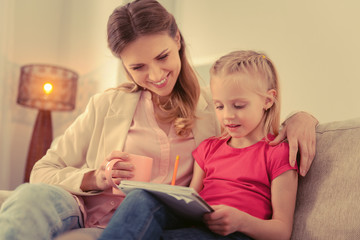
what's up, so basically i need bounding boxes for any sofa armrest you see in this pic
[0,190,13,209]
[291,117,360,239]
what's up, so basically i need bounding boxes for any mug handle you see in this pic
[105,159,121,189]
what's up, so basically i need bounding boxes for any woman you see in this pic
[0,0,317,239]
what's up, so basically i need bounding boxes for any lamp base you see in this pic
[24,110,53,182]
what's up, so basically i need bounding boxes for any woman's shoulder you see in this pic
[91,88,141,106]
[91,88,127,101]
[85,89,141,118]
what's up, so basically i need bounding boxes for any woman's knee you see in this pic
[0,184,83,238]
[9,183,71,204]
[1,183,78,218]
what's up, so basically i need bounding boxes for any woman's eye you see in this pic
[131,65,143,71]
[158,54,169,60]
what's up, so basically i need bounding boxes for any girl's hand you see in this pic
[203,205,244,236]
[270,111,318,176]
[80,151,134,191]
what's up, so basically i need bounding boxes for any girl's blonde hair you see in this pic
[107,0,200,137]
[210,50,281,137]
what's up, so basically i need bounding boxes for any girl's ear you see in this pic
[264,89,277,110]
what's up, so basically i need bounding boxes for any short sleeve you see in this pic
[192,138,216,170]
[268,142,298,181]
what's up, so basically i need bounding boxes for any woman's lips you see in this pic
[151,73,170,88]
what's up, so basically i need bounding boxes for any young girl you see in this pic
[99,50,298,240]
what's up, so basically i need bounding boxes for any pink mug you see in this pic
[105,154,153,194]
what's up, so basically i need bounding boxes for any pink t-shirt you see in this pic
[192,135,297,220]
[78,91,196,228]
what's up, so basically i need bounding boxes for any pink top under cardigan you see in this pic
[77,91,196,228]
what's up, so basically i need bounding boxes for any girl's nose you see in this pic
[223,107,235,119]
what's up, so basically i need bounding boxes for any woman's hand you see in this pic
[203,205,244,236]
[270,112,318,176]
[80,151,134,192]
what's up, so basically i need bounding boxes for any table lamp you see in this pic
[17,64,78,182]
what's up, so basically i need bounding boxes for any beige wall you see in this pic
[177,0,360,123]
[1,0,359,190]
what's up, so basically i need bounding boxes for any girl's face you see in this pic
[120,32,181,99]
[211,72,274,148]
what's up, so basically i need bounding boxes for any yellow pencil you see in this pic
[171,155,180,185]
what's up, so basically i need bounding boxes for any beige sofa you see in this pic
[1,118,360,239]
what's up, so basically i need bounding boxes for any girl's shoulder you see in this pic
[198,136,227,150]
[266,134,289,149]
[265,134,290,162]
[193,136,227,161]
[264,134,290,160]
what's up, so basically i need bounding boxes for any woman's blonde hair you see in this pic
[210,50,281,138]
[107,0,200,137]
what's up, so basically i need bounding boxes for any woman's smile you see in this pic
[150,73,169,88]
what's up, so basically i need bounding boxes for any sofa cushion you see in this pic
[291,118,360,239]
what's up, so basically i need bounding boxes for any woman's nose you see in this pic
[148,64,162,82]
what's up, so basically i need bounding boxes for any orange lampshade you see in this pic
[17,64,78,111]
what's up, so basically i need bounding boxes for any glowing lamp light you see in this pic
[43,83,53,94]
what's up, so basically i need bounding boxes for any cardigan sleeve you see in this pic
[30,94,102,194]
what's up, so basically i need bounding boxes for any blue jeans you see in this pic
[99,189,252,240]
[0,183,83,240]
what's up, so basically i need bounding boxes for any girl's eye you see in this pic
[215,105,224,110]
[234,105,245,109]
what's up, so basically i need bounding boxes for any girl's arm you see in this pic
[270,111,318,176]
[189,161,205,192]
[204,170,298,240]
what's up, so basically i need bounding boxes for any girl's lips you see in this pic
[226,124,240,127]
[226,124,241,131]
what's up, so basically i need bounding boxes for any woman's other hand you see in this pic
[270,112,318,176]
[80,151,134,192]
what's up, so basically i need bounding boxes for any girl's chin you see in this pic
[227,132,247,138]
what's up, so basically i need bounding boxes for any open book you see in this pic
[118,180,214,220]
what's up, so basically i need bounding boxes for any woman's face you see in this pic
[120,32,181,99]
